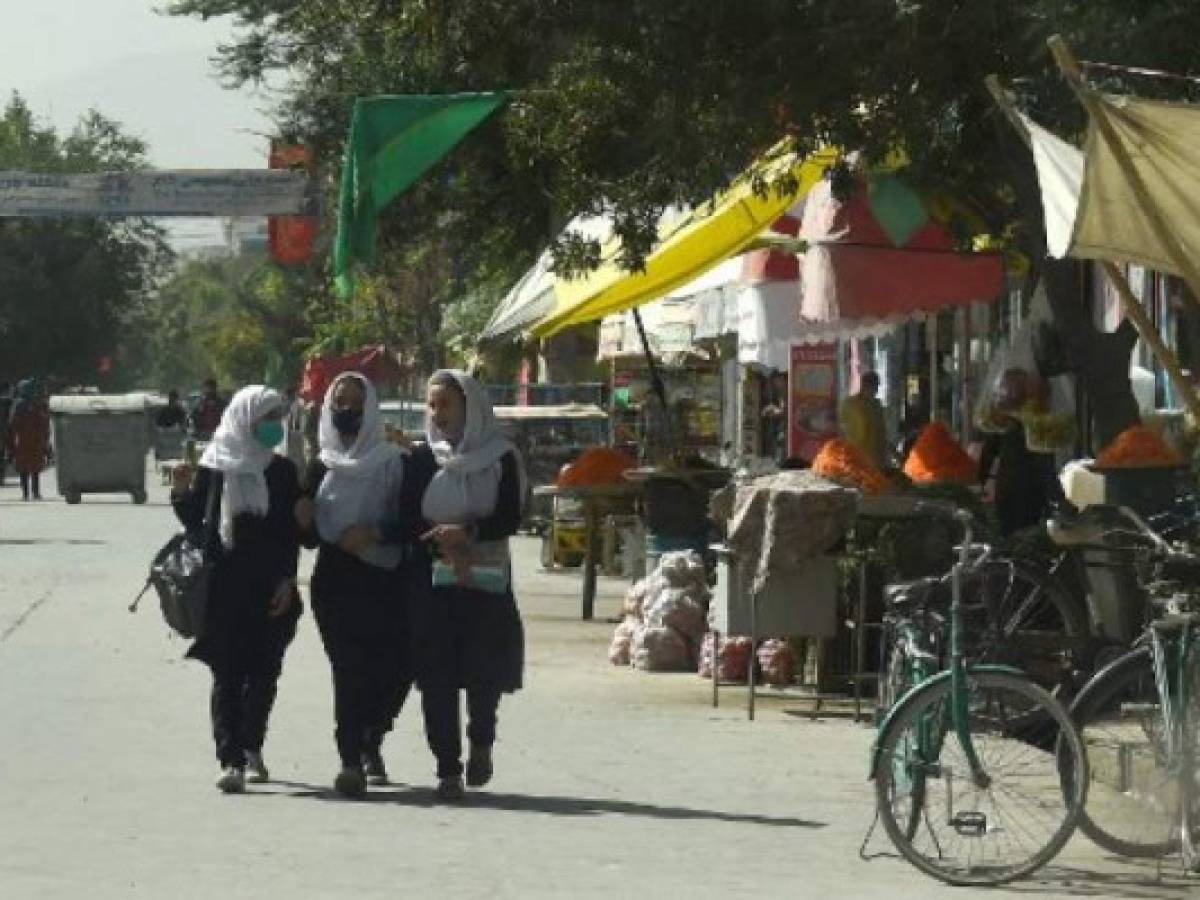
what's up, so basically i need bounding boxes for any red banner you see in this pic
[788,342,839,462]
[268,142,317,265]
[299,346,405,403]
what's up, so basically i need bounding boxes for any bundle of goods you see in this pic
[726,468,857,596]
[1017,412,1076,454]
[557,447,635,488]
[608,551,711,672]
[812,438,891,495]
[755,639,798,687]
[903,422,976,485]
[1095,424,1183,469]
[697,634,754,682]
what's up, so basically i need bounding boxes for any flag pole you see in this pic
[1047,35,1200,307]
[984,72,1200,423]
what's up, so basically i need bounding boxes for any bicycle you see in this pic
[1058,505,1200,869]
[870,501,1088,886]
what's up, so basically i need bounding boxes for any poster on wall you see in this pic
[789,343,839,462]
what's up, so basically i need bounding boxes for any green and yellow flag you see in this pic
[333,93,509,297]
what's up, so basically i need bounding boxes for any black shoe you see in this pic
[334,766,367,799]
[362,747,388,786]
[466,745,493,788]
[435,776,465,802]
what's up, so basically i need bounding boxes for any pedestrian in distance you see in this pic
[296,372,413,799]
[8,379,51,501]
[406,370,526,801]
[189,378,226,441]
[0,380,13,487]
[171,386,303,794]
[155,389,188,430]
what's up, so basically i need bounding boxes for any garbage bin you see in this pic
[49,394,149,504]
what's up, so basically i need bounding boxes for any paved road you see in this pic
[0,467,1193,898]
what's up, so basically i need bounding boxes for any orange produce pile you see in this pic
[1095,425,1183,469]
[903,422,977,484]
[557,447,635,487]
[812,438,890,494]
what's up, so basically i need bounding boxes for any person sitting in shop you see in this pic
[839,371,887,469]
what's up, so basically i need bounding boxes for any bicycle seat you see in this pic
[885,577,942,611]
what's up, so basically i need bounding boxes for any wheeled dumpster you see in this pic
[49,394,149,504]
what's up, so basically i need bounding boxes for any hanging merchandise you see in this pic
[975,286,1076,451]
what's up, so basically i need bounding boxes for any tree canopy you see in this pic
[171,0,1200,274]
[0,93,173,386]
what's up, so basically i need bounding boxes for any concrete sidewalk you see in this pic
[0,470,1191,898]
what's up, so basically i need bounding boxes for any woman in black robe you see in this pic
[296,372,412,798]
[403,370,525,801]
[171,385,302,794]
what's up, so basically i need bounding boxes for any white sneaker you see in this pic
[216,766,245,794]
[245,751,269,783]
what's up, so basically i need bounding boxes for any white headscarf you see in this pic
[200,385,283,549]
[422,370,521,525]
[315,373,405,566]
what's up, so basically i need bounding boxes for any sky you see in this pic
[0,0,279,248]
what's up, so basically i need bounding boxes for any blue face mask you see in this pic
[254,419,284,449]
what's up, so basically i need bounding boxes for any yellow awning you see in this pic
[532,142,840,337]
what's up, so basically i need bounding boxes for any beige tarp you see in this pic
[1070,94,1200,277]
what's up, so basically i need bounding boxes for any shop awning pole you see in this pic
[928,316,939,422]
[984,72,1200,423]
[631,307,676,453]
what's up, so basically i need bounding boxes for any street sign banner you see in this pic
[0,170,314,217]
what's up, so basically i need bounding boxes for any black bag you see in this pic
[130,473,221,639]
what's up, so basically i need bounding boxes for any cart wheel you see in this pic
[540,534,555,569]
[563,552,586,569]
[132,490,148,505]
[64,491,82,505]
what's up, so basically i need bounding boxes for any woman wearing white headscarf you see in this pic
[402,369,525,801]
[170,385,303,795]
[295,372,411,798]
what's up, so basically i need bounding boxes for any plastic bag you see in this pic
[756,638,798,686]
[630,625,693,672]
[976,285,1075,449]
[697,633,753,682]
[657,551,707,589]
[608,617,639,666]
[643,587,709,639]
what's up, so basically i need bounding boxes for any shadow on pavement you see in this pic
[1004,862,1196,898]
[0,538,107,546]
[265,781,825,828]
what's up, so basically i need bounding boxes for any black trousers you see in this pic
[204,588,300,769]
[421,683,502,778]
[312,551,411,768]
[18,472,39,498]
[211,666,284,768]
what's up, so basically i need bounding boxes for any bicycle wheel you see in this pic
[1063,646,1180,858]
[1179,644,1200,871]
[961,558,1087,686]
[875,670,1086,886]
[876,640,927,841]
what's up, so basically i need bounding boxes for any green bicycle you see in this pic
[1058,505,1200,868]
[871,502,1088,886]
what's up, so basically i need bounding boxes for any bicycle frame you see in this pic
[870,508,1024,783]
[1148,610,1199,864]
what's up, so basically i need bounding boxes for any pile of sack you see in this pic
[697,634,798,686]
[609,551,710,672]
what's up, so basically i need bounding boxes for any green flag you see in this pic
[333,93,509,297]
